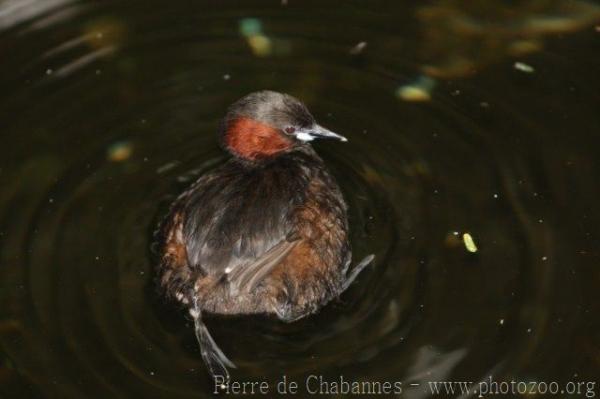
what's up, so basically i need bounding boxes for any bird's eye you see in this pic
[284,126,296,134]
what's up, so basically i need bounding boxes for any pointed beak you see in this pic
[295,124,348,142]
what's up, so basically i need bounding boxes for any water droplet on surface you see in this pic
[349,41,367,55]
[514,61,535,73]
[463,233,478,253]
[107,141,133,162]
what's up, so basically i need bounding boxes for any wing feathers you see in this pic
[227,239,300,294]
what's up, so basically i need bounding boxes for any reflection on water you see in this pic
[0,0,75,30]
[398,0,600,101]
[0,1,599,398]
[418,0,600,78]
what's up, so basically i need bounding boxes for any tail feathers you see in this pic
[192,299,236,385]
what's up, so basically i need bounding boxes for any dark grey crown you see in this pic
[225,90,315,130]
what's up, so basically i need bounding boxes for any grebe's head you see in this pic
[220,90,347,161]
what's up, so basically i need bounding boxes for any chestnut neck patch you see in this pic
[225,117,293,160]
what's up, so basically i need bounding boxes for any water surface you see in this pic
[1,1,599,397]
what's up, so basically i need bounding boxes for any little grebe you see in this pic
[157,90,374,382]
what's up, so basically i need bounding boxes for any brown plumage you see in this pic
[156,90,374,382]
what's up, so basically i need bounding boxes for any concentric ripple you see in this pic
[1,1,598,398]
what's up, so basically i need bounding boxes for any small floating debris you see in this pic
[462,232,478,253]
[514,61,535,73]
[239,18,272,57]
[396,75,436,102]
[499,319,505,325]
[349,41,367,55]
[247,35,272,57]
[156,161,180,174]
[239,18,262,37]
[223,74,231,80]
[107,140,133,162]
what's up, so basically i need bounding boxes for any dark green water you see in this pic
[1,1,599,398]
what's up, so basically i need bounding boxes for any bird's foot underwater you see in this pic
[191,297,236,385]
[188,255,374,383]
